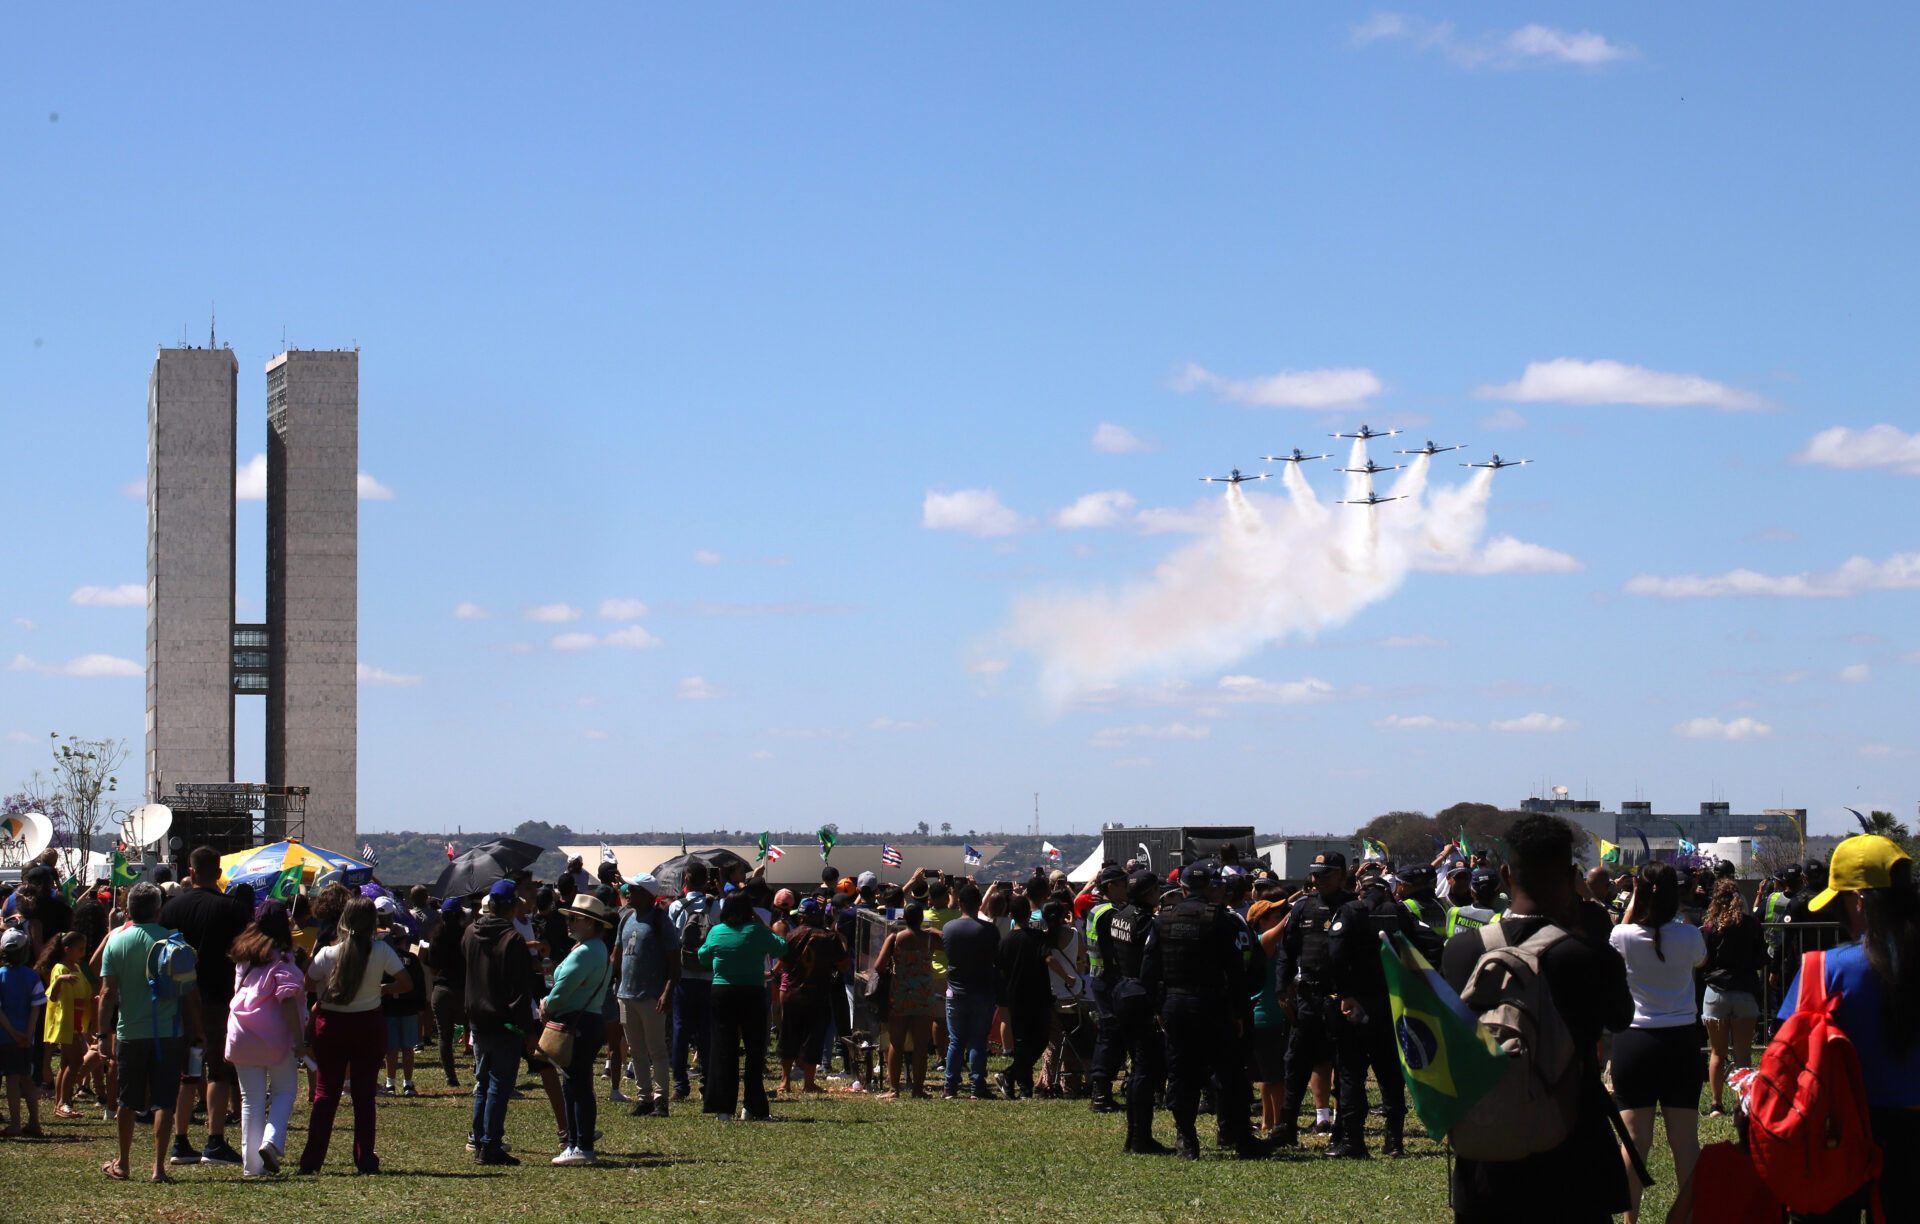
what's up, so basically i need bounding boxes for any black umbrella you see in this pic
[433,838,546,899]
[647,847,754,895]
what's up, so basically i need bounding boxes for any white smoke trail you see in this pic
[1007,439,1512,704]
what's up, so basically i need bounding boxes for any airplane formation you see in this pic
[1201,427,1531,508]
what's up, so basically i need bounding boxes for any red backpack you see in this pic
[1746,949,1884,1220]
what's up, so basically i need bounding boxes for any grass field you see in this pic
[0,1064,1721,1224]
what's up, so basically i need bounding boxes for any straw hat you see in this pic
[562,892,618,928]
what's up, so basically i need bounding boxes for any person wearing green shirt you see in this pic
[541,893,617,1166]
[697,890,786,1120]
[97,882,201,1183]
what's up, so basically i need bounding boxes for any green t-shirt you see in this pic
[697,921,787,987]
[103,922,191,1041]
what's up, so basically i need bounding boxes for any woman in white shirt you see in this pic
[297,897,409,1175]
[1607,863,1707,1224]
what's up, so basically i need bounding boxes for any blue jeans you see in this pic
[944,992,995,1092]
[670,977,712,1096]
[470,1027,522,1152]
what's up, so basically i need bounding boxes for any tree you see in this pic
[940,822,952,837]
[1864,811,1915,856]
[44,733,128,880]
[915,820,930,837]
[509,819,575,848]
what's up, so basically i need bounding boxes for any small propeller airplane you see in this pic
[1200,468,1269,485]
[1330,424,1402,441]
[1339,491,1403,507]
[1339,458,1405,476]
[1259,448,1331,465]
[1395,440,1465,456]
[1461,454,1531,469]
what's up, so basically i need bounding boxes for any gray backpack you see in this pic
[1447,922,1582,1162]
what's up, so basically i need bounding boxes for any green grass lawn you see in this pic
[0,1066,1722,1224]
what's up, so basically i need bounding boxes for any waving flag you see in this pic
[1378,929,1506,1141]
[1042,841,1061,861]
[817,826,837,862]
[1846,807,1874,835]
[1361,839,1387,863]
[880,844,904,868]
[268,863,302,903]
[1630,827,1652,867]
[445,841,457,861]
[764,844,785,862]
[1457,829,1474,860]
[1585,829,1622,866]
[360,842,379,867]
[962,844,982,866]
[600,842,617,864]
[110,848,140,889]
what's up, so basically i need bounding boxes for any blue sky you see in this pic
[3,6,1915,839]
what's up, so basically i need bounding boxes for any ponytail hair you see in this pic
[1861,858,1920,1053]
[323,897,377,1005]
[1637,862,1682,961]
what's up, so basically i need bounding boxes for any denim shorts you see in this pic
[386,1014,420,1051]
[1702,986,1759,1021]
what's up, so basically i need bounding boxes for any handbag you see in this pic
[537,1019,576,1067]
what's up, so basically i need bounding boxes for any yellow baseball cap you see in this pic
[1807,835,1911,911]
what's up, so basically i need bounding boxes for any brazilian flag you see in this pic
[817,826,837,863]
[268,864,303,903]
[756,832,772,863]
[110,848,140,889]
[1378,930,1507,1142]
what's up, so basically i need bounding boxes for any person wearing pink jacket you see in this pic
[223,903,308,1177]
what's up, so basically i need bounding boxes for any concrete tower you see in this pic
[265,350,358,853]
[145,347,238,806]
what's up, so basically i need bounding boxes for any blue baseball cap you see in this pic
[440,896,464,915]
[488,878,519,901]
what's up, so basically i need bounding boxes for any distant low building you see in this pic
[562,843,1007,890]
[1519,797,1807,864]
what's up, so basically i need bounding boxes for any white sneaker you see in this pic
[102,1107,117,1121]
[552,1147,594,1166]
[609,1089,629,1103]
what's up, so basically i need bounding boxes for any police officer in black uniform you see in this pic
[1325,871,1445,1157]
[1274,850,1356,1148]
[1086,866,1131,1114]
[1140,862,1262,1160]
[1101,871,1168,1154]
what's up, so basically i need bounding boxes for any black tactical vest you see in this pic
[1104,903,1146,980]
[1157,896,1220,993]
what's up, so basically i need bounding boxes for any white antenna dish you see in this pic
[124,803,173,850]
[21,811,54,859]
[1552,785,1570,797]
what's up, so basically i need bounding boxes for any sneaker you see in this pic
[942,1088,960,1100]
[994,1072,1014,1099]
[650,1100,670,1119]
[259,1142,283,1174]
[475,1148,519,1167]
[169,1136,202,1165]
[465,1136,510,1153]
[552,1147,585,1165]
[609,1089,629,1104]
[401,1083,418,1098]
[378,1082,394,1096]
[201,1136,243,1166]
[101,1107,117,1122]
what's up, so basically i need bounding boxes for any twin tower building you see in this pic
[145,345,357,855]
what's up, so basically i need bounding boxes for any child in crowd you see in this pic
[0,928,47,1137]
[37,932,92,1118]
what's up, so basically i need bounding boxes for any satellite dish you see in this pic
[124,803,173,850]
[1552,785,1570,797]
[21,811,54,859]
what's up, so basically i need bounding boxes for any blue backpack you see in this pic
[144,931,197,1042]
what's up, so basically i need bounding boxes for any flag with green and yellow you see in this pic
[1378,929,1507,1141]
[110,848,140,889]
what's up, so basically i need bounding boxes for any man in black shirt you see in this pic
[1274,850,1356,1147]
[1328,875,1444,1157]
[1101,872,1166,1154]
[938,884,1001,1100]
[158,846,251,1167]
[1440,815,1633,1224]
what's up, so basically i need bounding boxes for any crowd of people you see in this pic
[0,818,1914,1223]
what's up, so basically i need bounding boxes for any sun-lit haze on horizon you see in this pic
[3,8,1917,840]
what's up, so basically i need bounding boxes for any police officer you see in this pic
[1445,868,1503,937]
[1326,872,1444,1158]
[1102,872,1167,1154]
[1140,862,1261,1160]
[1273,851,1356,1148]
[1085,866,1130,1114]
[1397,862,1452,931]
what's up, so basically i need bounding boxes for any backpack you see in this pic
[1663,1142,1784,1224]
[1747,950,1884,1219]
[145,930,197,1002]
[1447,922,1583,1162]
[677,898,715,973]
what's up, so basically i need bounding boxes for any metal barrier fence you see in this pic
[1757,920,1847,1040]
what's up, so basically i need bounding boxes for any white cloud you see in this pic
[70,584,144,607]
[10,653,142,678]
[603,625,662,650]
[1215,675,1334,704]
[526,603,584,623]
[582,729,609,740]
[676,676,724,700]
[357,663,423,687]
[1858,743,1914,760]
[1175,361,1382,409]
[1375,714,1475,732]
[1053,490,1138,529]
[1353,14,1636,69]
[750,750,773,760]
[357,472,394,500]
[598,598,649,621]
[1478,407,1529,431]
[1796,425,1920,476]
[869,717,934,732]
[1839,663,1872,683]
[1378,634,1451,648]
[5,731,33,743]
[1674,716,1774,741]
[1414,534,1583,575]
[1092,423,1151,454]
[923,488,1023,537]
[966,659,1009,675]
[1475,359,1766,411]
[237,453,268,500]
[453,602,491,620]
[692,550,724,565]
[1489,712,1577,733]
[1626,552,1920,598]
[1133,501,1219,536]
[549,632,599,651]
[120,478,145,499]
[1089,722,1211,748]
[11,619,33,632]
